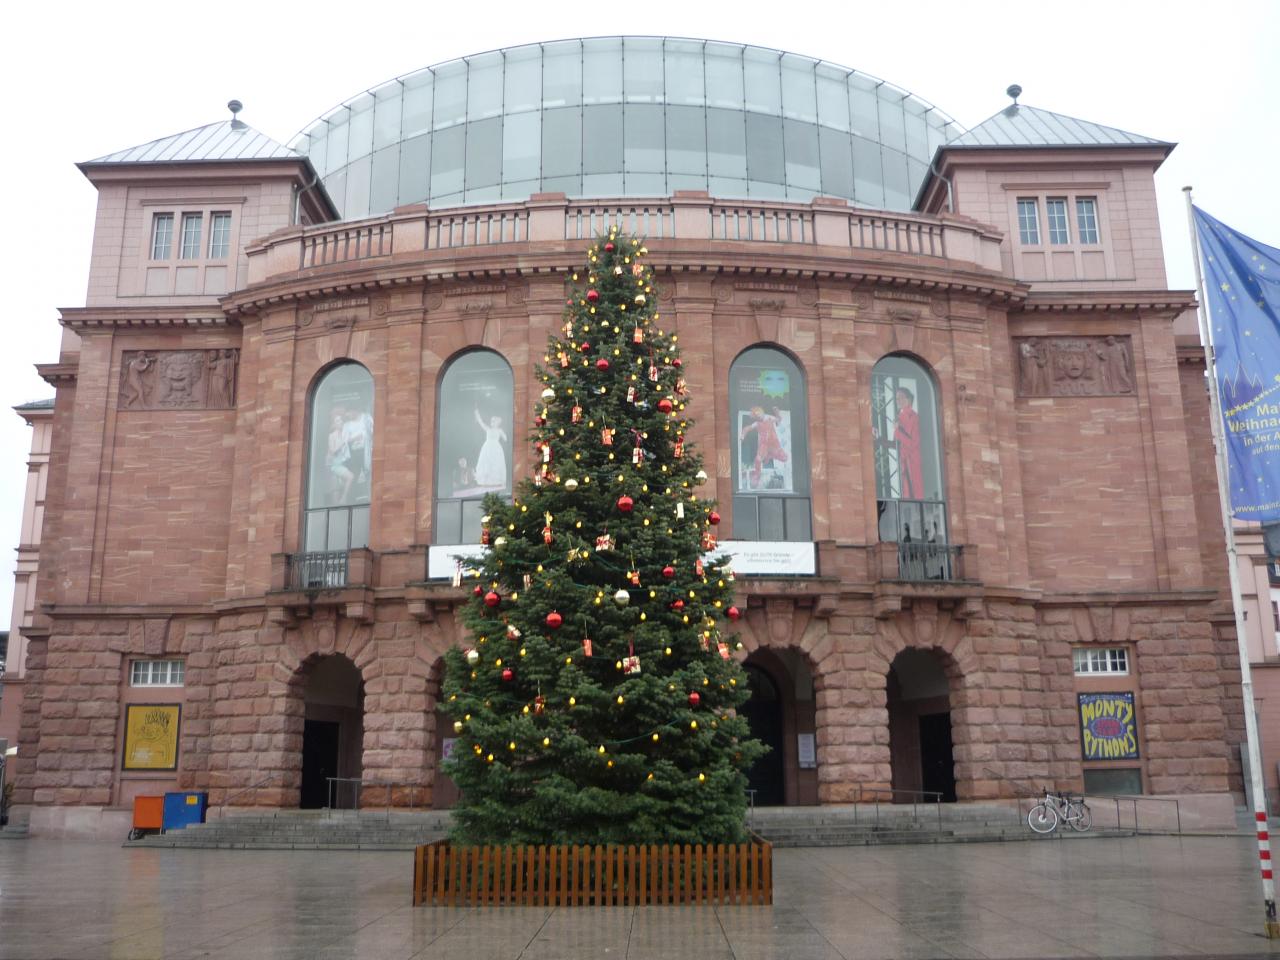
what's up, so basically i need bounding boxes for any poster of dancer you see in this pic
[436,351,514,499]
[308,364,375,509]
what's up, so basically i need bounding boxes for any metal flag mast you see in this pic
[1183,185,1280,938]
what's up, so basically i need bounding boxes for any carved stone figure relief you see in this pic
[118,349,239,410]
[1014,336,1134,397]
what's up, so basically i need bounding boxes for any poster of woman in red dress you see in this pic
[892,387,923,499]
[738,406,790,490]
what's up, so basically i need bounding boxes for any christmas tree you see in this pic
[440,232,763,846]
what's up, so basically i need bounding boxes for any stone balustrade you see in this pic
[245,192,1004,286]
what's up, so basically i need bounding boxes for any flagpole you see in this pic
[1183,185,1279,938]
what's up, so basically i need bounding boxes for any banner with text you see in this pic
[1194,207,1280,521]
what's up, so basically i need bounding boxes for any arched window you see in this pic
[435,350,514,544]
[304,362,374,553]
[871,355,948,575]
[729,346,811,541]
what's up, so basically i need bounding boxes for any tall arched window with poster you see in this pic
[728,346,811,541]
[871,355,950,579]
[304,362,375,553]
[435,349,514,544]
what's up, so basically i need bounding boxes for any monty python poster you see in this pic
[1078,692,1139,761]
[122,704,181,770]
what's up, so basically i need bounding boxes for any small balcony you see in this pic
[267,548,375,625]
[288,551,349,590]
[893,542,964,583]
[871,541,980,620]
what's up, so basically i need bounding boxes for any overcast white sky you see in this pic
[0,0,1276,625]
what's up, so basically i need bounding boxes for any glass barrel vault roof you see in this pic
[291,37,960,220]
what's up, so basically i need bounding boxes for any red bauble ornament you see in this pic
[502,667,514,682]
[709,511,721,526]
[534,416,546,426]
[587,289,600,303]
[617,495,634,512]
[473,585,483,596]
[484,590,501,608]
[657,398,674,414]
[596,358,610,371]
[688,691,701,708]
[545,610,563,629]
[580,341,591,352]
[605,241,615,252]
[671,599,685,610]
[662,565,675,579]
[673,358,683,368]
[726,605,742,621]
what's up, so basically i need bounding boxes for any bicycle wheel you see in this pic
[1068,802,1092,832]
[1028,802,1058,834]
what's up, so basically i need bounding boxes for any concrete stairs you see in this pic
[121,802,1137,851]
[124,809,450,851]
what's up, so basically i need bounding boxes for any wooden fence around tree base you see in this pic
[413,838,772,906]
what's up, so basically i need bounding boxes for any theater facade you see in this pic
[14,38,1243,835]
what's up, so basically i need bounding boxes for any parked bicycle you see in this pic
[1027,788,1092,834]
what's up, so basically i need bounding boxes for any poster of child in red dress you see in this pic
[732,360,799,494]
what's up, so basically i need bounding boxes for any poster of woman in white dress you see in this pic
[436,352,514,499]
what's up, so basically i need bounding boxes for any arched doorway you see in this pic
[428,658,459,809]
[741,649,819,806]
[299,655,364,809]
[886,649,956,802]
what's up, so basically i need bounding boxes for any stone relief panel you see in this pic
[118,349,239,410]
[1014,336,1134,398]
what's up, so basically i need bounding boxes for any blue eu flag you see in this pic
[1195,206,1280,520]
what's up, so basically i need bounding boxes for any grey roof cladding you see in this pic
[14,398,55,411]
[945,103,1170,149]
[912,103,1174,210]
[83,120,301,165]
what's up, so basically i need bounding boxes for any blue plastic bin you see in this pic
[161,792,208,831]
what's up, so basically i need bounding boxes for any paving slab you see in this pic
[2,835,1280,958]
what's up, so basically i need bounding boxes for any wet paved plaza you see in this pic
[2,835,1279,959]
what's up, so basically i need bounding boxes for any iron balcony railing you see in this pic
[289,551,349,590]
[895,542,963,582]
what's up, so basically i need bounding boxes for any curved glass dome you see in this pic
[292,37,960,220]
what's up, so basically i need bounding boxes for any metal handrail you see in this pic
[854,784,945,831]
[982,767,1183,834]
[326,777,428,820]
[218,772,285,819]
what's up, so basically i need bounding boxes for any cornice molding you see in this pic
[1015,289,1196,315]
[221,247,1027,319]
[36,362,77,386]
[58,306,237,331]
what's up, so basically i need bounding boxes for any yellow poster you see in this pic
[122,704,180,770]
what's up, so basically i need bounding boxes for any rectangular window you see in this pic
[1083,767,1142,796]
[1076,197,1099,244]
[151,213,174,260]
[208,212,232,258]
[179,213,203,259]
[1272,600,1279,632]
[1073,647,1129,675]
[1016,198,1040,245]
[1046,198,1070,244]
[130,659,185,686]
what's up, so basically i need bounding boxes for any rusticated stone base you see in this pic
[15,590,1241,820]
